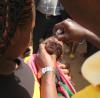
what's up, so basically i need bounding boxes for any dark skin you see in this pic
[36,37,70,78]
[36,42,58,98]
[0,0,35,74]
[53,0,100,48]
[0,1,69,98]
[37,1,100,97]
[54,19,100,49]
[60,0,100,34]
[35,37,70,98]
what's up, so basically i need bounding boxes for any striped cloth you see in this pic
[27,54,76,98]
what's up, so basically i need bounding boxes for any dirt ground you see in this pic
[62,42,89,91]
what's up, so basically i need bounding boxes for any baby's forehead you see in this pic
[46,38,63,47]
[46,36,62,43]
[46,36,56,40]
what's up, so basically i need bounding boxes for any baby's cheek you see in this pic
[45,42,63,60]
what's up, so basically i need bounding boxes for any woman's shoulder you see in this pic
[0,60,35,98]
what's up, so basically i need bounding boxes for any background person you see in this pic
[33,0,70,53]
[0,0,35,97]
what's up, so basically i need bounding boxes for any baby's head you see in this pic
[45,37,63,60]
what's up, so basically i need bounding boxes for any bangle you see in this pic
[37,66,55,79]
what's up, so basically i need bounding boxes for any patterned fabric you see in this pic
[27,54,76,98]
[56,65,75,98]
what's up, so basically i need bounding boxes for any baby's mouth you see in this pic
[45,41,63,60]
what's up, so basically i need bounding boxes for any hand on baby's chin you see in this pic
[35,53,56,71]
[45,37,63,60]
[35,43,57,71]
[35,41,71,80]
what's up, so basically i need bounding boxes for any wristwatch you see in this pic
[37,66,55,79]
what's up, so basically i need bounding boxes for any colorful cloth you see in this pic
[27,54,76,98]
[56,63,76,98]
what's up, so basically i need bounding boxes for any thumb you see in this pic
[56,34,65,41]
[53,22,65,35]
[39,43,47,54]
[56,33,70,42]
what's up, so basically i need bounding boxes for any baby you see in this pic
[28,37,75,98]
[45,37,63,60]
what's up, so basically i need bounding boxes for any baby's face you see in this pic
[44,37,63,60]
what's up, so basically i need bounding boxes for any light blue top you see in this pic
[37,0,64,16]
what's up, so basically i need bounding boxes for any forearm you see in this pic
[40,72,58,98]
[85,30,100,49]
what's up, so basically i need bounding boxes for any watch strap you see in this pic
[37,66,55,79]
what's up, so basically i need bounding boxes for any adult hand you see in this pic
[53,18,87,43]
[36,40,59,98]
[59,62,71,80]
[35,42,57,70]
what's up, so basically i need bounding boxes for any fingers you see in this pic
[55,34,65,41]
[61,68,71,80]
[59,65,69,74]
[53,19,74,43]
[39,42,56,59]
[59,63,67,69]
[58,62,72,80]
[61,68,69,74]
[38,42,48,59]
[38,43,45,53]
[53,22,64,34]
[66,75,71,80]
[59,62,71,72]
[59,63,71,80]
[53,18,71,34]
[56,33,72,45]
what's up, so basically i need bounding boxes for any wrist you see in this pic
[41,71,56,86]
[41,71,56,80]
[37,66,56,79]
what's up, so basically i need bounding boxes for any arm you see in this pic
[40,61,71,98]
[53,19,100,49]
[41,71,58,98]
[60,0,100,35]
[36,43,58,98]
[84,29,100,49]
